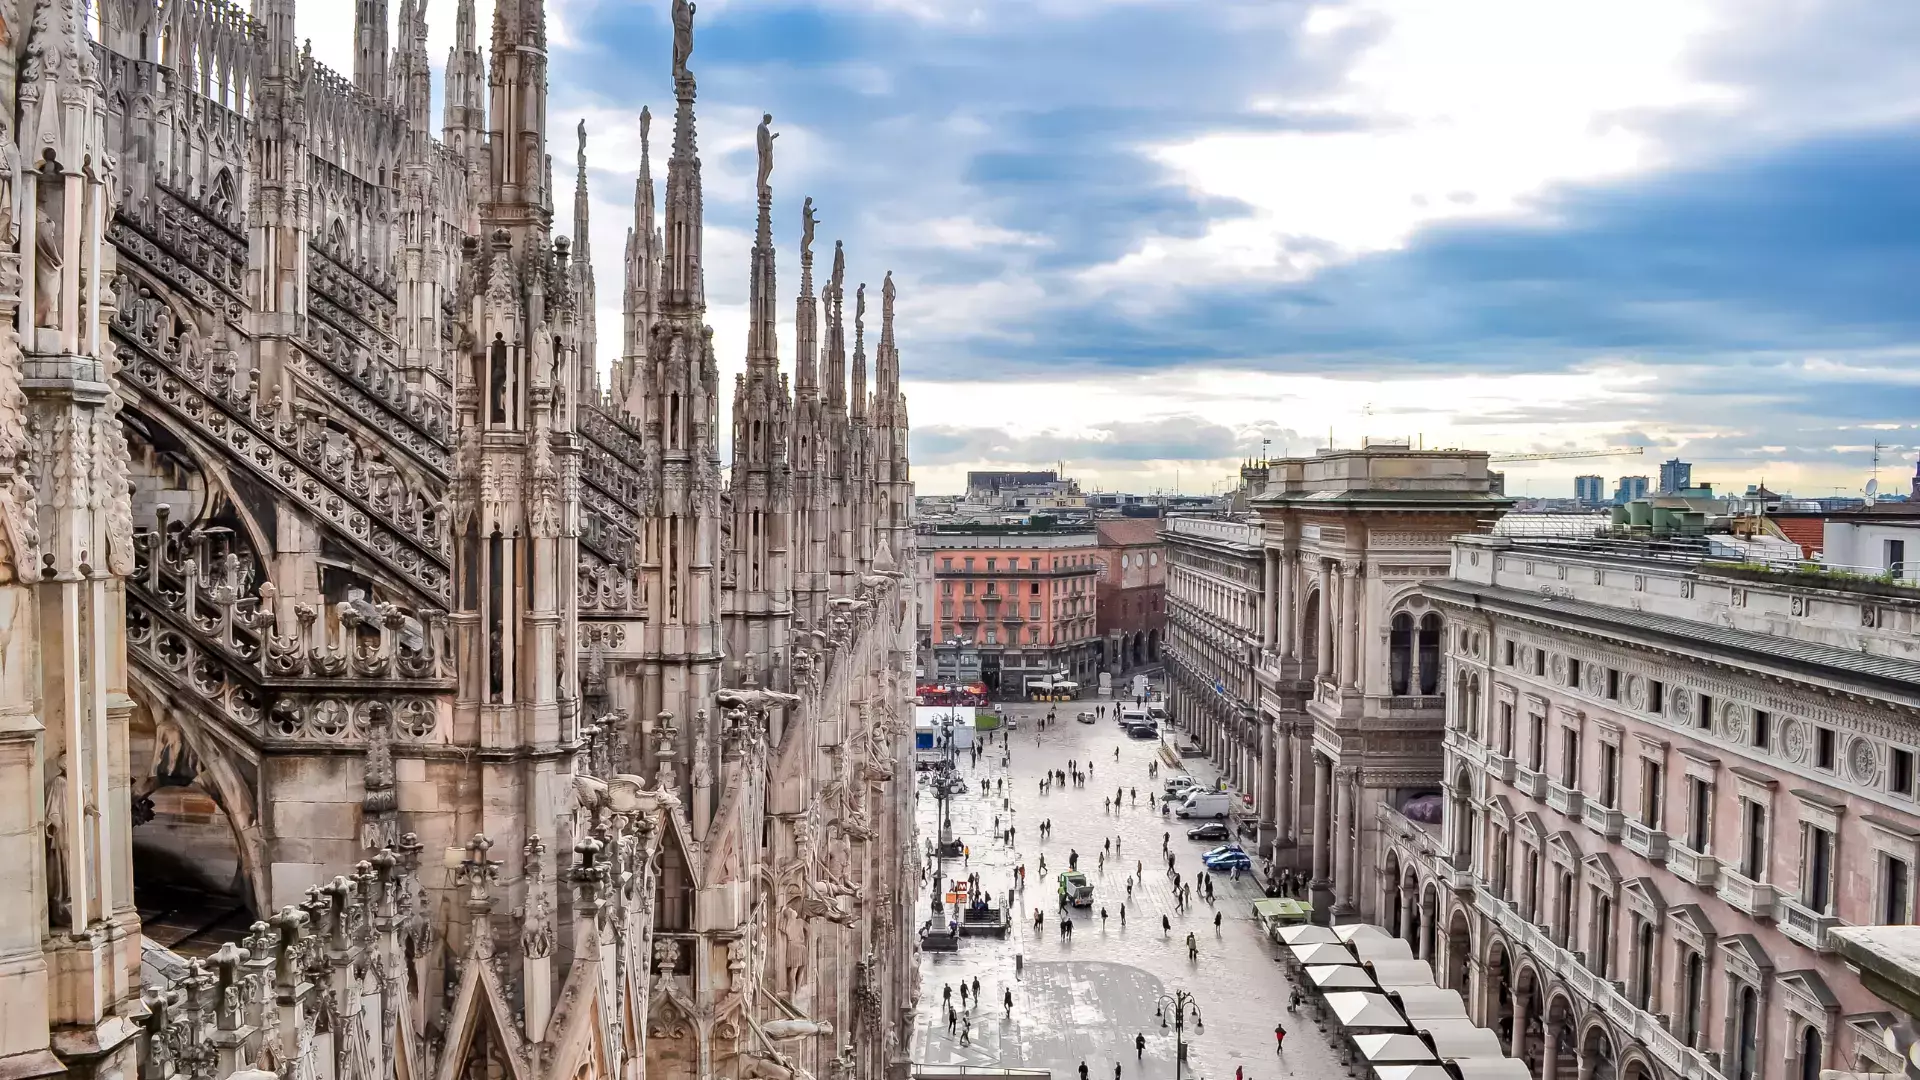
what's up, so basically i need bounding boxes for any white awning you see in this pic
[1352,1034,1438,1064]
[1325,992,1411,1031]
[1307,965,1378,991]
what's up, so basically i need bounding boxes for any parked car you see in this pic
[1202,846,1252,872]
[1186,822,1231,841]
[1076,711,1097,724]
[1174,791,1232,819]
[1125,724,1159,739]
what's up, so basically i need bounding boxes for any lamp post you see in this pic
[1154,990,1203,1080]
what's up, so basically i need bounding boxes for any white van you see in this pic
[1175,791,1232,820]
[1119,703,1148,726]
[1162,776,1199,799]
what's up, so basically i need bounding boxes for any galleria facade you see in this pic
[0,2,920,1080]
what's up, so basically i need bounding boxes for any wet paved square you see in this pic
[911,698,1350,1080]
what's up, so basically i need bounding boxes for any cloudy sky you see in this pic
[306,0,1920,500]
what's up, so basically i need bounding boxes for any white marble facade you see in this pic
[0,2,919,1080]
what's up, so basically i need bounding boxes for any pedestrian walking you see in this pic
[1016,953,1025,978]
[1162,914,1171,935]
[1163,831,1169,850]
[943,984,952,1007]
[973,976,980,1002]
[947,1006,957,1034]
[961,982,969,1008]
[1100,906,1109,927]
[1186,932,1198,960]
[960,1017,971,1047]
[1005,989,1013,1018]
[1214,911,1222,931]
[1115,1065,1122,1080]
[1079,1062,1090,1080]
[1274,1023,1286,1051]
[1135,1034,1146,1058]
[1236,1067,1244,1080]
[1104,837,1111,854]
[1119,903,1126,925]
[1126,877,1134,898]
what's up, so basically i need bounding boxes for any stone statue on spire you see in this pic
[801,197,816,261]
[672,0,697,80]
[882,272,894,329]
[577,119,588,170]
[757,113,778,199]
[855,282,866,339]
[640,105,651,154]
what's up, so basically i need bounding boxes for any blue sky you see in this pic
[307,0,1920,499]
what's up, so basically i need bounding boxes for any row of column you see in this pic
[1257,545,1367,692]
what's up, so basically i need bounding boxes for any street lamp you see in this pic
[1153,990,1204,1080]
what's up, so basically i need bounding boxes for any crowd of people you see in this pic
[920,689,1302,1079]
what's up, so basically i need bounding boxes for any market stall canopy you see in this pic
[1290,942,1358,966]
[1255,898,1315,925]
[1369,959,1437,988]
[1374,1067,1453,1080]
[1325,992,1411,1031]
[1307,965,1378,991]
[1413,1020,1504,1060]
[1388,986,1468,1021]
[1352,936,1416,963]
[1352,1034,1438,1064]
[1335,923,1396,944]
[1451,1059,1534,1080]
[1274,921,1339,945]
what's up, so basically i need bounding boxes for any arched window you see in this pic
[1418,613,1443,694]
[1734,986,1759,1080]
[1681,951,1705,1046]
[1635,919,1656,1009]
[1798,1027,1822,1080]
[1390,612,1413,695]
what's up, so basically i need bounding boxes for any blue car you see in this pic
[1203,849,1251,872]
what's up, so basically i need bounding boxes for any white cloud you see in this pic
[1087,0,1739,290]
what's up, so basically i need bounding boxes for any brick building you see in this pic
[918,522,1106,693]
[1097,517,1167,674]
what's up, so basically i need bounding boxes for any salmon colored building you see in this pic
[917,522,1105,694]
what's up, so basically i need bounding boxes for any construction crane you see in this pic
[1489,446,1646,464]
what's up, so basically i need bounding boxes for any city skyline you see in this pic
[305,0,1920,499]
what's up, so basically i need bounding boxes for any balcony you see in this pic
[1715,868,1778,920]
[1621,819,1670,863]
[1485,751,1518,785]
[1776,896,1840,952]
[1445,727,1490,769]
[1546,781,1585,817]
[1581,799,1624,841]
[1513,766,1547,802]
[1666,844,1720,888]
[1442,855,1477,892]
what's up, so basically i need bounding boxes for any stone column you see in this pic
[1340,562,1362,690]
[1398,883,1416,941]
[1419,891,1437,961]
[1311,754,1334,922]
[1510,980,1529,1059]
[1337,770,1360,914]
[1277,547,1295,661]
[1542,1025,1560,1080]
[1276,725,1294,848]
[1316,563,1335,680]
[1259,550,1275,651]
[1259,718,1277,850]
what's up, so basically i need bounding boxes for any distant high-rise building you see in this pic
[1614,475,1651,504]
[1574,474,1606,506]
[1660,458,1693,494]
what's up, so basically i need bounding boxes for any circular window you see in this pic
[1150,553,1159,566]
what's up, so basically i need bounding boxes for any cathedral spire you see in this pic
[355,0,391,96]
[824,242,846,415]
[877,271,898,419]
[662,0,705,312]
[443,0,487,194]
[487,0,550,225]
[850,282,868,422]
[574,120,599,398]
[746,113,778,373]
[795,198,818,393]
[619,108,660,410]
